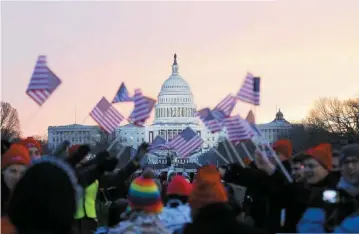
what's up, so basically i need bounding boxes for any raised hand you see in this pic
[133,142,149,163]
[254,150,276,175]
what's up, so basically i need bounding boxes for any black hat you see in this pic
[8,156,82,234]
[340,144,359,163]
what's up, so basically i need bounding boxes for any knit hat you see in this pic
[340,144,359,164]
[1,144,31,169]
[189,165,228,209]
[294,143,332,170]
[272,139,293,159]
[8,156,82,234]
[167,175,192,197]
[18,137,42,154]
[127,174,163,214]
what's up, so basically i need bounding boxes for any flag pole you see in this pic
[225,140,245,167]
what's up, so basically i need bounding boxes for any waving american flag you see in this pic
[112,82,132,103]
[26,55,62,106]
[212,94,236,121]
[196,108,222,133]
[128,89,156,126]
[223,115,254,143]
[90,97,124,134]
[236,73,260,106]
[169,127,203,158]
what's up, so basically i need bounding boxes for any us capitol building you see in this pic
[48,54,292,160]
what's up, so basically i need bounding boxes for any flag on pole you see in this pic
[236,73,260,106]
[90,97,124,134]
[112,82,132,103]
[196,108,222,133]
[223,115,254,142]
[26,55,62,106]
[169,127,203,158]
[212,94,236,121]
[149,136,170,152]
[128,89,156,126]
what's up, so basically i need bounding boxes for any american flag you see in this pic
[128,89,156,126]
[196,108,222,133]
[112,82,132,103]
[212,94,236,121]
[90,97,124,134]
[149,136,169,152]
[223,115,254,142]
[26,55,62,106]
[169,127,203,158]
[236,73,260,106]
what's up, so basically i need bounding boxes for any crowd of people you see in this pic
[1,136,359,234]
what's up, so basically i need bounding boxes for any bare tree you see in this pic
[289,124,340,153]
[305,97,359,142]
[1,102,21,140]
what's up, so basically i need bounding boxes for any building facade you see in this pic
[256,109,292,143]
[47,124,101,150]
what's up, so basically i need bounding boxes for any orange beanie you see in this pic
[18,137,42,154]
[1,144,31,169]
[189,165,227,209]
[273,139,293,160]
[306,143,332,170]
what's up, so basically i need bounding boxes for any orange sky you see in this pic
[2,1,359,137]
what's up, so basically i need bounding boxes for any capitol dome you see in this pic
[153,54,198,125]
[159,54,192,96]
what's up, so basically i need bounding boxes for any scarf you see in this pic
[337,177,359,197]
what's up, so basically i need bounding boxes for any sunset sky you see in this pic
[2,1,359,137]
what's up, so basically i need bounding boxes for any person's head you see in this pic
[290,158,305,183]
[108,199,129,227]
[1,144,31,191]
[294,143,332,184]
[189,165,227,219]
[18,137,42,159]
[8,157,81,234]
[340,144,359,185]
[272,139,293,161]
[166,175,192,205]
[127,173,163,214]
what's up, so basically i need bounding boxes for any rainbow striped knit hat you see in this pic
[128,175,163,214]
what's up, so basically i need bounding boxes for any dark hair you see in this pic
[108,199,129,227]
[164,194,188,207]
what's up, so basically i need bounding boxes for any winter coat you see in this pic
[107,212,170,234]
[297,208,359,233]
[158,199,192,232]
[177,203,266,234]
